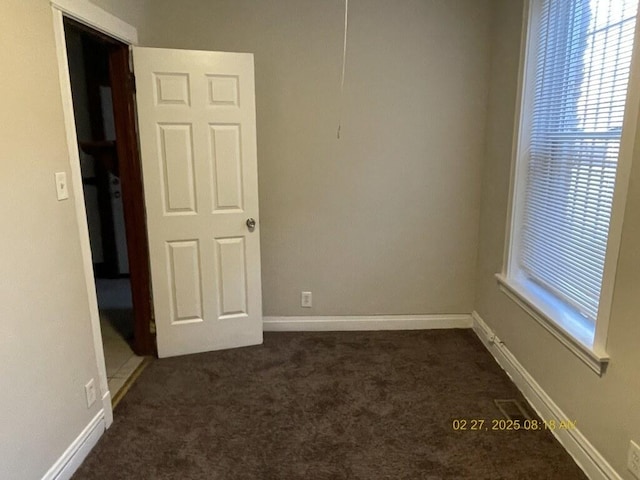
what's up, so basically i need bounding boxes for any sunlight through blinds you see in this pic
[519,0,639,322]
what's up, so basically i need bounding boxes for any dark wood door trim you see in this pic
[109,44,155,356]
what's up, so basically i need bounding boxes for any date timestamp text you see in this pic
[451,419,577,431]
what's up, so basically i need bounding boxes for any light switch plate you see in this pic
[55,172,69,200]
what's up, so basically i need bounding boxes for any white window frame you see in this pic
[498,0,640,375]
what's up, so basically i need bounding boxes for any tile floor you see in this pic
[96,278,144,398]
[100,314,144,396]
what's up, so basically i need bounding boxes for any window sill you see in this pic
[495,273,609,375]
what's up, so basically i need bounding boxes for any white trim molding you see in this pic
[51,5,113,431]
[594,0,640,352]
[472,311,622,480]
[496,274,609,375]
[50,0,138,45]
[263,314,473,332]
[41,410,105,480]
[500,0,640,364]
[102,391,113,428]
[51,0,139,439]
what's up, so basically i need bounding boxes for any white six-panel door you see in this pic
[133,47,262,358]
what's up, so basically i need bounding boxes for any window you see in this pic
[502,0,639,360]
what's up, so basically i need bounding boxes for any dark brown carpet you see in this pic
[73,330,587,479]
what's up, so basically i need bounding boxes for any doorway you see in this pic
[63,18,154,401]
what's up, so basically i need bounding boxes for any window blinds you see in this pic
[519,0,638,322]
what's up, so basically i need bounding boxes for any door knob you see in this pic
[246,218,256,231]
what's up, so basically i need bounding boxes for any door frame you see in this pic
[107,37,155,357]
[63,18,154,357]
[51,0,147,427]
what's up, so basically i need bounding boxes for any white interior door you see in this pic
[133,47,263,358]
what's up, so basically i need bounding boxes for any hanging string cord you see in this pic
[337,0,349,139]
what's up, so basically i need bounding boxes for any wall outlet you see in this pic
[628,440,640,479]
[301,291,312,308]
[85,379,96,408]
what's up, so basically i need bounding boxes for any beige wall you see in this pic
[475,0,640,477]
[0,1,492,476]
[89,0,149,33]
[0,1,104,478]
[4,0,639,477]
[140,0,492,316]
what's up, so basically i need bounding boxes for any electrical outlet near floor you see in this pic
[628,440,640,479]
[301,291,312,308]
[85,379,96,408]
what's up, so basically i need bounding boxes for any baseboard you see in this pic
[102,390,113,428]
[263,314,473,332]
[471,311,621,480]
[42,409,105,480]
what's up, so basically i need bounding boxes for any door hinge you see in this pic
[129,73,137,93]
